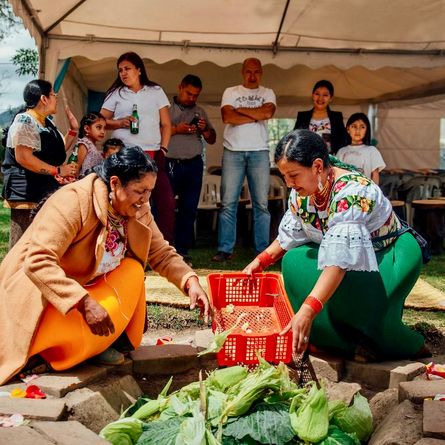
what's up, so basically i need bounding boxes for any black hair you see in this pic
[180,74,202,89]
[345,112,372,146]
[274,129,330,168]
[23,79,53,109]
[105,52,159,99]
[312,79,334,97]
[2,79,53,146]
[79,111,106,138]
[103,138,124,152]
[94,145,158,189]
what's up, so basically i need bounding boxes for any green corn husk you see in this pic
[206,366,248,392]
[198,314,247,357]
[290,382,329,443]
[131,377,173,420]
[99,417,144,445]
[220,361,285,421]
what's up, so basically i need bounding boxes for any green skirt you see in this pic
[281,232,425,359]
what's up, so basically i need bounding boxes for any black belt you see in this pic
[168,155,201,164]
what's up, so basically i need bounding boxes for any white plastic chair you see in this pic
[197,174,221,231]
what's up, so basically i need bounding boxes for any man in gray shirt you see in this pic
[167,74,216,264]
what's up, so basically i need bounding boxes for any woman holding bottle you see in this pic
[100,52,175,243]
[1,79,79,248]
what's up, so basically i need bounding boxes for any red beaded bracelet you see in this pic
[68,129,78,137]
[256,251,275,270]
[304,295,324,314]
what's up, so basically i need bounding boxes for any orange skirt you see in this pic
[29,258,146,370]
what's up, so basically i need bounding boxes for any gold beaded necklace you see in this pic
[27,108,47,127]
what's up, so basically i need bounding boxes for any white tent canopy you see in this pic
[10,0,445,168]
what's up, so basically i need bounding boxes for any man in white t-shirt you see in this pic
[212,58,276,262]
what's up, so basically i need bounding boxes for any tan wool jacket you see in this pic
[0,174,195,384]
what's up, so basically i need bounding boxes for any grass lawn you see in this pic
[0,206,444,334]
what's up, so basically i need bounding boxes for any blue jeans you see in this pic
[218,149,271,253]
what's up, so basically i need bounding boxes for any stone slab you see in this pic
[389,362,426,389]
[369,388,399,431]
[345,359,420,390]
[324,380,361,405]
[97,357,133,376]
[0,397,66,420]
[194,329,214,349]
[32,420,110,444]
[31,364,107,398]
[309,353,344,382]
[131,344,199,375]
[64,374,142,434]
[0,426,55,445]
[423,400,445,439]
[64,387,119,434]
[368,399,423,445]
[399,380,445,404]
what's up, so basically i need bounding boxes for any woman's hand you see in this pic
[242,257,263,276]
[280,305,315,356]
[77,295,115,336]
[186,276,211,323]
[65,105,79,131]
[118,117,133,129]
[59,163,78,178]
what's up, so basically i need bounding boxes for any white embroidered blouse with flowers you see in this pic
[94,205,128,277]
[277,172,401,272]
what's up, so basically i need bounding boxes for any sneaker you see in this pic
[211,251,232,262]
[93,347,125,366]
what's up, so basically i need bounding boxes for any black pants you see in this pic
[167,156,203,255]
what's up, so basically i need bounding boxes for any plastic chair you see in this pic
[197,174,221,231]
[268,175,288,213]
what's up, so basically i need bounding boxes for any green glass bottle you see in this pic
[67,144,79,164]
[130,104,139,135]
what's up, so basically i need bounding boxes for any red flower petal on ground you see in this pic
[25,385,46,399]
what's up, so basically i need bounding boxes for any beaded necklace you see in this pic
[312,168,334,211]
[105,205,128,257]
[27,109,47,127]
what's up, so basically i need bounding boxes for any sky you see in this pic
[0,27,36,113]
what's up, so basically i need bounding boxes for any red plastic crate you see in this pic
[207,272,294,366]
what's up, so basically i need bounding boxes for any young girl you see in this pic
[336,112,386,184]
[102,137,124,159]
[76,111,107,176]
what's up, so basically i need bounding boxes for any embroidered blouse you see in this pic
[277,172,401,272]
[94,208,128,277]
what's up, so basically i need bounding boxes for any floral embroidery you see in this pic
[105,230,120,253]
[333,180,347,193]
[331,195,375,214]
[337,199,349,212]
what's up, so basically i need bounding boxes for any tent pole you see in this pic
[45,0,87,33]
[272,0,291,54]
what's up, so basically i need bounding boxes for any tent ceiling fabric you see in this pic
[74,56,445,106]
[13,0,445,52]
[10,0,445,103]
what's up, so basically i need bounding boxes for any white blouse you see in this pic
[277,172,398,272]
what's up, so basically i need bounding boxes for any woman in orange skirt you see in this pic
[0,146,210,384]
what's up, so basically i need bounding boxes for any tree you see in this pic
[0,0,20,41]
[11,48,38,76]
[0,0,38,76]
